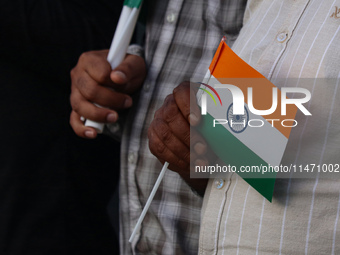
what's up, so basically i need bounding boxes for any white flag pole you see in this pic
[129,162,169,243]
[84,4,142,132]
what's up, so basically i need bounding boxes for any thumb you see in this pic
[110,54,146,93]
[111,70,128,85]
[110,54,142,85]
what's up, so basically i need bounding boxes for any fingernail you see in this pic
[189,113,199,125]
[124,98,132,108]
[106,113,117,123]
[195,158,208,167]
[194,142,206,155]
[113,71,127,83]
[85,130,95,138]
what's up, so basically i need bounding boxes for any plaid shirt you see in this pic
[118,0,246,254]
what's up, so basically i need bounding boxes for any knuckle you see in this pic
[147,124,156,142]
[75,75,87,89]
[79,52,90,63]
[80,51,92,60]
[155,119,172,144]
[70,94,79,112]
[148,120,172,158]
[173,86,181,96]
[155,141,166,156]
[123,60,133,72]
[148,138,156,155]
[149,136,166,157]
[82,83,98,101]
[154,108,162,118]
[164,94,174,104]
[70,67,76,79]
[163,97,179,123]
[163,107,178,123]
[96,70,110,84]
[173,81,190,95]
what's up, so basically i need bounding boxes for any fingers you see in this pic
[70,87,119,123]
[148,82,211,194]
[173,81,201,126]
[155,95,191,146]
[70,50,136,132]
[148,122,189,171]
[70,50,148,138]
[78,50,114,87]
[70,110,97,139]
[71,70,132,110]
[148,92,209,175]
[148,118,209,168]
[110,54,147,94]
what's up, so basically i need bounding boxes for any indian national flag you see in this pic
[196,38,298,202]
[85,0,143,132]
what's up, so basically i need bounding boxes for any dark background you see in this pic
[0,1,123,254]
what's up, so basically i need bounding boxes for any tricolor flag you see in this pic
[106,0,143,68]
[85,0,143,132]
[196,38,298,202]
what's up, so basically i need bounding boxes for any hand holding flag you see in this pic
[148,81,210,196]
[130,82,209,243]
[69,51,146,139]
[85,0,143,132]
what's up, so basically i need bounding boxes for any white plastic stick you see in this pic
[84,5,141,133]
[110,6,132,52]
[107,7,140,69]
[129,162,169,243]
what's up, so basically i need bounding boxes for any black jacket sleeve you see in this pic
[0,0,123,85]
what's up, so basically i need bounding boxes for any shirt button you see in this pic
[277,32,288,43]
[144,83,151,92]
[128,152,137,165]
[214,179,225,189]
[166,12,176,23]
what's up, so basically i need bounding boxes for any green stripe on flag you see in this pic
[196,112,276,202]
[124,0,142,8]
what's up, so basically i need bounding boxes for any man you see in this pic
[149,0,340,254]
[70,0,247,253]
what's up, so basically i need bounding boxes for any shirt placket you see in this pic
[256,0,311,80]
[128,0,185,252]
[199,174,232,255]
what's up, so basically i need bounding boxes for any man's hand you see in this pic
[148,81,209,196]
[70,50,146,138]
